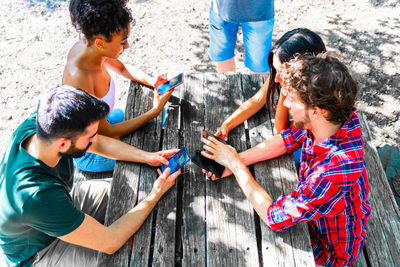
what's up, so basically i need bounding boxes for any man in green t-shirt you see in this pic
[0,86,181,266]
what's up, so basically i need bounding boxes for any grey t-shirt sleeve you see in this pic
[22,187,85,237]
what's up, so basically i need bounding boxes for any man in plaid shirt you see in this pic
[201,53,371,266]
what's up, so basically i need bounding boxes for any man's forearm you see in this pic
[105,190,161,253]
[66,190,162,255]
[88,135,149,164]
[229,160,273,225]
[239,134,287,166]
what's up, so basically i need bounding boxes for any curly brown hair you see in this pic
[281,53,359,124]
[69,0,134,45]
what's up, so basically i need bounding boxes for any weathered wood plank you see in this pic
[181,73,207,266]
[128,85,164,267]
[242,74,314,267]
[204,73,259,266]
[97,82,162,266]
[243,74,291,267]
[151,81,182,266]
[358,113,400,267]
[97,81,139,267]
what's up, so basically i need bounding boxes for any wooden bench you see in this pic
[94,74,400,266]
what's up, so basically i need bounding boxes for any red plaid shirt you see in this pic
[266,112,371,266]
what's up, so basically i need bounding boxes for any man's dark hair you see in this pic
[266,28,327,109]
[36,85,109,142]
[281,53,359,124]
[69,0,133,45]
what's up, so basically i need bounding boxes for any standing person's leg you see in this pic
[208,8,239,73]
[73,108,125,172]
[32,179,111,267]
[241,17,274,74]
[217,58,236,73]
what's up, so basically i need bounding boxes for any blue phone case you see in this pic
[157,73,183,95]
[161,146,190,174]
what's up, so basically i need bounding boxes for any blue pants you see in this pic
[73,108,124,172]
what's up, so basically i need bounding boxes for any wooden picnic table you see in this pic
[96,73,315,266]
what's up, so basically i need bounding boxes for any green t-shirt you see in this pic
[0,113,85,266]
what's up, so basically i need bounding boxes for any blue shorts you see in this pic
[73,108,124,172]
[208,9,274,73]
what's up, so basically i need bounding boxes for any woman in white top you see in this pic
[63,0,171,172]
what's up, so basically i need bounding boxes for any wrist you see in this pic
[147,108,160,119]
[222,120,231,131]
[141,151,152,165]
[148,189,162,202]
[237,152,248,166]
[228,157,245,172]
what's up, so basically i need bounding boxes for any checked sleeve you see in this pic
[266,173,347,232]
[280,126,306,154]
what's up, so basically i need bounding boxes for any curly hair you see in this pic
[69,0,133,45]
[265,28,326,109]
[281,53,359,124]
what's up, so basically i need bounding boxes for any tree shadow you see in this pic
[319,15,400,148]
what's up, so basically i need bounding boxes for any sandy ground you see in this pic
[0,0,399,158]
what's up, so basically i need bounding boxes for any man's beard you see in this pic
[292,112,311,130]
[293,120,306,130]
[59,142,92,158]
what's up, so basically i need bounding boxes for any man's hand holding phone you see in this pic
[201,164,232,181]
[153,167,181,197]
[191,130,232,180]
[160,146,190,174]
[145,149,180,167]
[201,135,240,170]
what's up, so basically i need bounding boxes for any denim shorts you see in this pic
[208,9,274,73]
[73,108,124,172]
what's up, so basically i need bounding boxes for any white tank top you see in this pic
[100,76,115,110]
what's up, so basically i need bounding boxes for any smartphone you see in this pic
[190,130,227,178]
[157,73,184,95]
[191,150,225,178]
[161,146,190,174]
